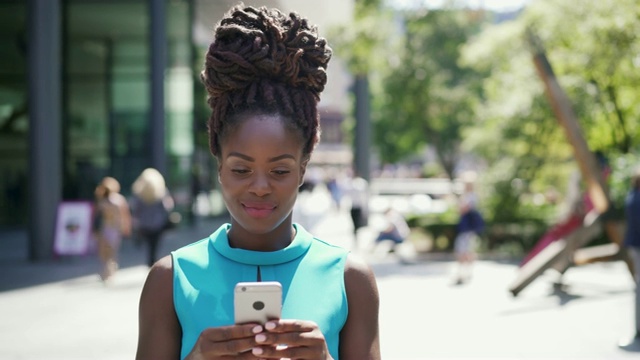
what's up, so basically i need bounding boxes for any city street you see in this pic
[0,188,638,359]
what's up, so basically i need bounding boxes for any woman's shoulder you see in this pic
[308,237,351,266]
[343,253,380,331]
[142,255,174,296]
[172,236,212,260]
[150,255,173,274]
[172,225,228,268]
[344,252,375,281]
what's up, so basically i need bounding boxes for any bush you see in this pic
[407,209,549,256]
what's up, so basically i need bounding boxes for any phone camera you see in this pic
[241,287,246,292]
[252,301,265,311]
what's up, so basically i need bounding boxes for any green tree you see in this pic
[461,0,640,222]
[524,0,640,154]
[460,19,573,222]
[328,0,390,76]
[374,9,484,180]
[328,0,395,179]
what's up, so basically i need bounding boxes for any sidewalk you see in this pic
[0,215,229,292]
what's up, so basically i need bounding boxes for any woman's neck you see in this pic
[227,219,296,252]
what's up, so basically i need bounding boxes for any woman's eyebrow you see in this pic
[227,152,253,161]
[226,152,296,163]
[268,154,296,162]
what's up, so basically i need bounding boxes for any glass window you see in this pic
[65,0,149,198]
[0,0,28,226]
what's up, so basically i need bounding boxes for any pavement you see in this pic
[0,186,639,359]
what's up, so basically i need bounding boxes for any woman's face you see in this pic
[218,113,307,248]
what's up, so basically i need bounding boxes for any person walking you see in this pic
[326,171,345,211]
[347,171,369,250]
[374,207,410,254]
[92,176,131,283]
[619,170,640,348]
[135,5,380,359]
[453,178,484,284]
[130,168,175,268]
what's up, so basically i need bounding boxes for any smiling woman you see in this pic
[218,113,305,248]
[135,4,381,360]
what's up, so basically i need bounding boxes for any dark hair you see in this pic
[201,5,332,159]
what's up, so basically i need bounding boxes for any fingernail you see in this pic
[255,333,267,342]
[252,347,263,355]
[252,325,263,334]
[265,321,276,330]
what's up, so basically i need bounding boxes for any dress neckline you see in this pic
[211,223,312,265]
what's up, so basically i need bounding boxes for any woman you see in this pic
[92,176,131,282]
[136,5,380,360]
[131,167,175,268]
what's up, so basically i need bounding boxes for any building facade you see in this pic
[0,0,353,260]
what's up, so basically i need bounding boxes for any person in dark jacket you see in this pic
[453,178,484,284]
[130,168,175,267]
[620,170,640,348]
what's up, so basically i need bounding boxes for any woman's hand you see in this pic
[250,320,332,360]
[185,324,265,360]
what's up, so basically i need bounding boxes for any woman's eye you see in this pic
[232,169,250,175]
[272,170,290,176]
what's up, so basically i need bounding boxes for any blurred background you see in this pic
[1,0,639,262]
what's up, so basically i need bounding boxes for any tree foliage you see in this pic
[524,0,640,154]
[327,0,392,76]
[331,0,640,223]
[461,0,640,221]
[373,9,484,180]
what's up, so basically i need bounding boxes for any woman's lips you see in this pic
[242,203,276,218]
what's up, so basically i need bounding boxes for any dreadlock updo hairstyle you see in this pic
[201,5,332,159]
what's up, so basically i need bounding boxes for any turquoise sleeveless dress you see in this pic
[172,223,349,359]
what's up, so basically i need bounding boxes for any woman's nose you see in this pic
[248,173,271,196]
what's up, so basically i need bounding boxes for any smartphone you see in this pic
[234,281,282,325]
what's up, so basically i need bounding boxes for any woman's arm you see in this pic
[136,255,182,360]
[339,253,381,360]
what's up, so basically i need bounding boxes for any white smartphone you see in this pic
[234,281,282,325]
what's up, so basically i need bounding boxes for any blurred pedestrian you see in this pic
[619,170,640,348]
[92,176,131,283]
[130,168,175,268]
[453,177,484,284]
[326,171,344,211]
[374,207,410,253]
[347,171,369,249]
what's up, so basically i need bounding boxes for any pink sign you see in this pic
[53,201,94,256]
